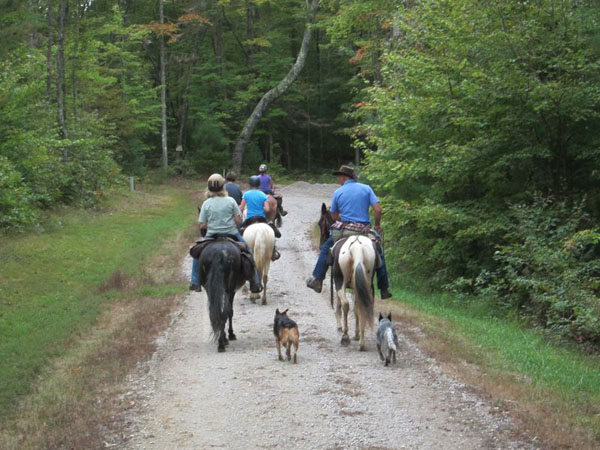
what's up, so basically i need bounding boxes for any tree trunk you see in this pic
[46,0,54,100]
[159,0,168,169]
[232,0,319,174]
[57,0,68,148]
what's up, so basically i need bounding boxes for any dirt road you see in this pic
[121,182,536,450]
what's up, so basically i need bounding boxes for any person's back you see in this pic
[243,189,268,219]
[224,172,243,205]
[225,182,242,205]
[200,196,240,237]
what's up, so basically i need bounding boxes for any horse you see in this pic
[243,223,275,305]
[332,235,376,351]
[318,202,334,246]
[266,195,283,227]
[199,239,247,352]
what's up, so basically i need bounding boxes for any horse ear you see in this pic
[282,308,289,315]
[321,203,327,214]
[387,312,392,321]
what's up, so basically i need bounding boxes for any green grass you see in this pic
[391,286,600,438]
[0,185,195,416]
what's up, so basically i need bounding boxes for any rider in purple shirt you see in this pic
[258,164,287,216]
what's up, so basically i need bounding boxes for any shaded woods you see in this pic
[2,0,600,346]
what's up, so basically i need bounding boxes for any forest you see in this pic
[1,0,600,346]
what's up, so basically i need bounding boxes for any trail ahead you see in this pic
[121,182,537,450]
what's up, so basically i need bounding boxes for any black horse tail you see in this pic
[207,253,233,340]
[354,261,374,328]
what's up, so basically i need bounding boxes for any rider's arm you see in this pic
[269,177,274,190]
[198,222,207,233]
[239,199,246,212]
[373,202,382,233]
[263,200,270,214]
[234,215,242,227]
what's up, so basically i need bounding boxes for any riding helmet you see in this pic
[207,173,225,192]
[259,164,267,172]
[249,175,261,187]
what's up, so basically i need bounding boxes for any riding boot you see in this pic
[278,204,288,216]
[271,245,281,261]
[269,223,282,238]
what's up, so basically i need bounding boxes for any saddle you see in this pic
[240,216,281,238]
[326,225,383,270]
[189,235,255,285]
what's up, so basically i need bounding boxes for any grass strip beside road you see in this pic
[385,287,600,448]
[0,185,196,418]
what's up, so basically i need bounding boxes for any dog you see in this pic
[273,308,299,363]
[376,312,398,366]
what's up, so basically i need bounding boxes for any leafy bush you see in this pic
[0,157,37,230]
[477,197,600,344]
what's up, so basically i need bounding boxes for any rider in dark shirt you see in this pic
[224,172,243,205]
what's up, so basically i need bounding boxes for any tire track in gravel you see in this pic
[120,182,538,450]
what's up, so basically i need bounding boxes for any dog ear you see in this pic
[275,308,280,315]
[387,312,392,321]
[282,308,289,315]
[378,312,383,321]
[321,203,327,214]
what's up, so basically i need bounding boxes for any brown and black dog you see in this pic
[273,308,299,363]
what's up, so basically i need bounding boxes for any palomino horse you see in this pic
[199,239,247,352]
[332,235,376,351]
[243,223,275,305]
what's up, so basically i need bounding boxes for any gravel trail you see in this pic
[121,182,537,450]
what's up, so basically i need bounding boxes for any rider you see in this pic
[224,171,242,205]
[306,165,392,299]
[258,164,287,216]
[240,175,281,260]
[190,174,262,293]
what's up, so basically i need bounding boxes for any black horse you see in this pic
[199,239,247,352]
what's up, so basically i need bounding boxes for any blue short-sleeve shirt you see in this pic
[243,189,268,219]
[330,179,379,223]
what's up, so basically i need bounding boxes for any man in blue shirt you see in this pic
[306,165,392,299]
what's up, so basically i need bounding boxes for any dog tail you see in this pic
[385,327,397,352]
[354,261,374,327]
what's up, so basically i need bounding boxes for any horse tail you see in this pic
[253,227,268,279]
[207,253,233,340]
[354,261,374,327]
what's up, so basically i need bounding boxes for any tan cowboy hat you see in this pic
[332,165,356,179]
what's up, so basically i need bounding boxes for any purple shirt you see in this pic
[258,174,272,193]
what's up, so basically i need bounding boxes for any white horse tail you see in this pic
[354,261,374,327]
[385,327,397,352]
[253,227,268,277]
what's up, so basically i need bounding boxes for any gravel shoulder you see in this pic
[120,182,537,450]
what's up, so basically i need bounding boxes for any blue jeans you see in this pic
[191,232,260,286]
[312,232,389,291]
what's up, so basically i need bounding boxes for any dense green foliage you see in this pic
[327,0,600,343]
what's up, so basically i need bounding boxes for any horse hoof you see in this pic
[218,346,226,353]
[261,299,267,306]
[353,335,360,341]
[359,344,366,352]
[228,333,237,341]
[341,336,351,346]
[337,327,342,333]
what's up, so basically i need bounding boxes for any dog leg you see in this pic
[276,338,283,361]
[392,349,397,364]
[293,340,298,364]
[377,344,384,361]
[286,341,291,361]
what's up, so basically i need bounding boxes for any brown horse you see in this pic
[318,202,334,246]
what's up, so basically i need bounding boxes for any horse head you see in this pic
[318,203,334,246]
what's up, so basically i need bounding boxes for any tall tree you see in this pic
[159,0,168,169]
[56,0,68,145]
[231,0,319,173]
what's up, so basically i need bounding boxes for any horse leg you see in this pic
[227,293,236,341]
[217,329,227,352]
[358,313,367,351]
[353,311,360,341]
[335,299,343,332]
[338,287,351,346]
[261,271,268,305]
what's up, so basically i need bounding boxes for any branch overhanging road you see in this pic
[121,182,537,450]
